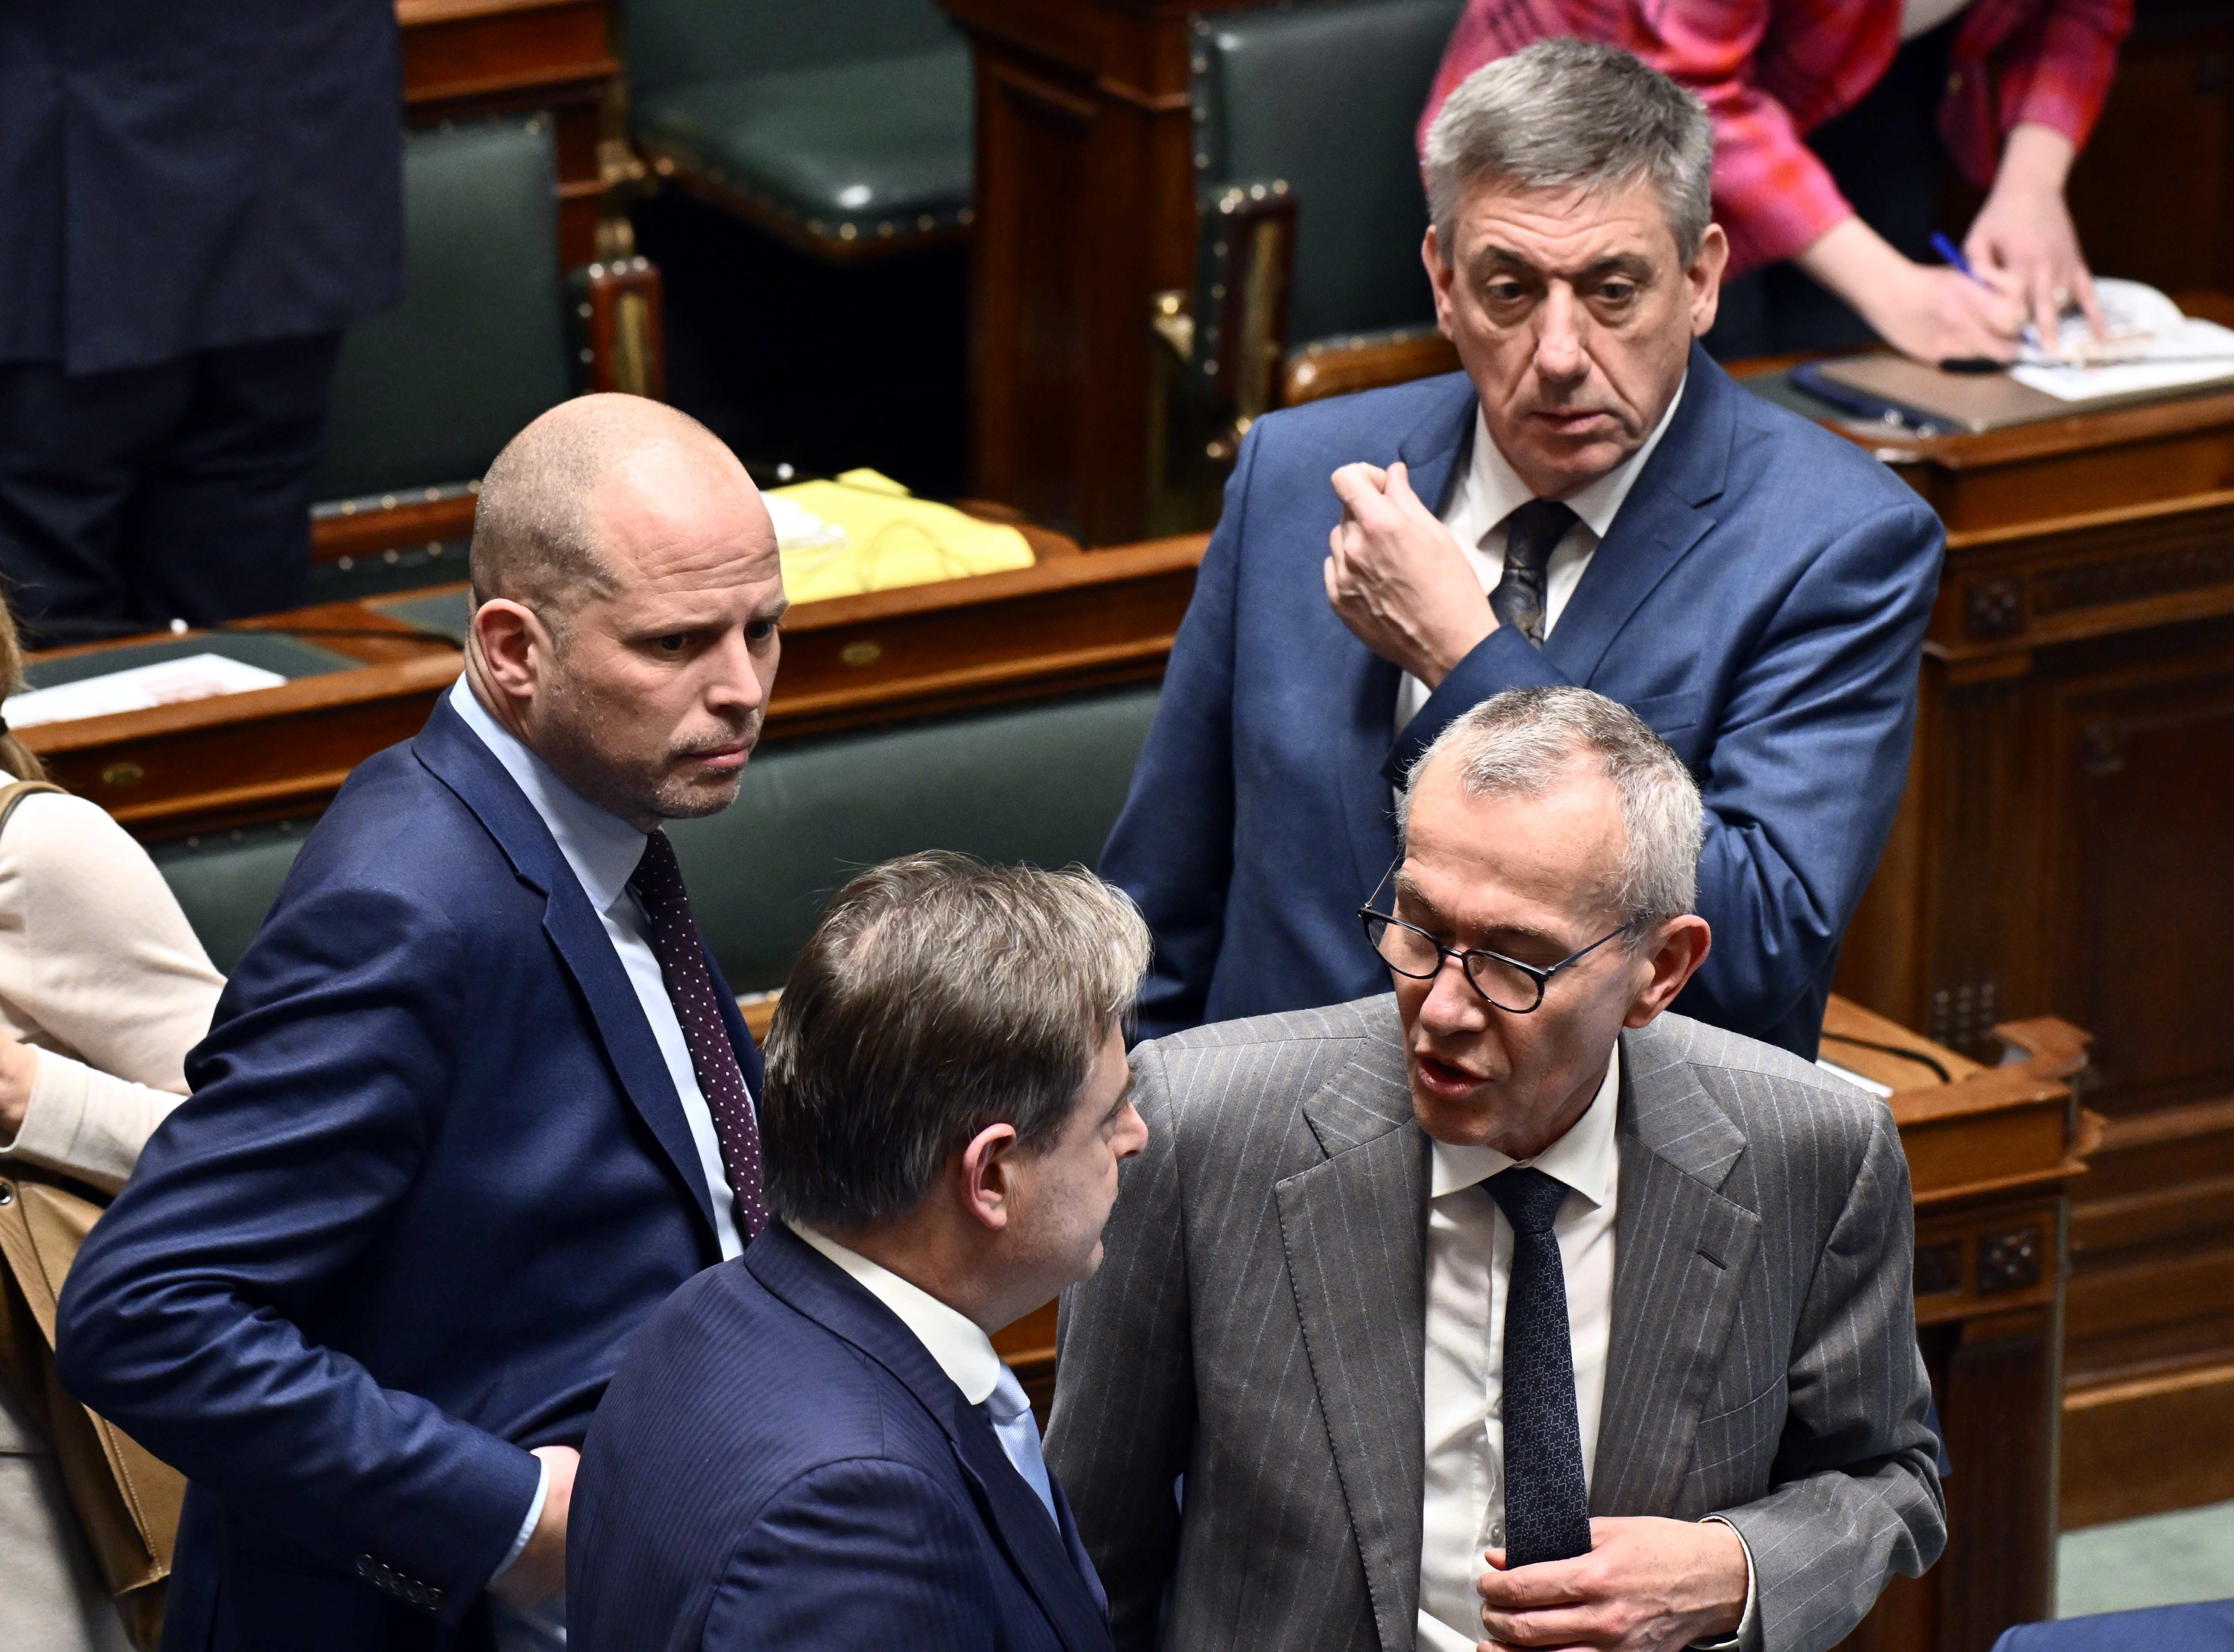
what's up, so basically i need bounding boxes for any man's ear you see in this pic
[1687,222,1730,340]
[470,597,548,706]
[1623,914,1712,1029]
[958,1121,1021,1233]
[1423,226,1457,340]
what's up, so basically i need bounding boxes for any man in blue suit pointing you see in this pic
[570,852,1145,1652]
[58,394,785,1651]
[1103,39,1944,1059]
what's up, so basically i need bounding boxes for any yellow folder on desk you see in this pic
[769,470,1036,602]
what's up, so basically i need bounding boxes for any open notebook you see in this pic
[1796,280,2234,434]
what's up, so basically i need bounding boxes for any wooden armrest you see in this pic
[574,254,665,400]
[1990,1016,2093,1083]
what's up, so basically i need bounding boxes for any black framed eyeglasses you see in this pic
[1356,861,1632,1014]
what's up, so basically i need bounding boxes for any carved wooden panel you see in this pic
[2058,648,2234,1108]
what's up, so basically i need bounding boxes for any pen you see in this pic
[1931,231,2036,368]
[1930,232,1985,287]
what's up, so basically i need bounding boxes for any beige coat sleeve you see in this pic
[0,791,225,1189]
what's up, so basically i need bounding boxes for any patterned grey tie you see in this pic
[628,829,769,1241]
[1489,500,1579,647]
[1484,1166,1592,1567]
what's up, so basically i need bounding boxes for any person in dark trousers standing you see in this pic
[0,2,404,644]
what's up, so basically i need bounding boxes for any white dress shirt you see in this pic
[449,677,749,1625]
[1394,379,1687,737]
[791,1222,1004,1402]
[1414,1042,1757,1652]
[449,678,745,1262]
[1417,1047,1621,1651]
[790,1222,1059,1521]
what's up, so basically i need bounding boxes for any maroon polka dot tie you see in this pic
[628,829,768,1241]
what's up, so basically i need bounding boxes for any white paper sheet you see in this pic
[1815,1057,1895,1098]
[4,652,289,729]
[2011,316,2234,401]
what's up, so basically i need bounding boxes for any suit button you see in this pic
[426,1587,445,1611]
[354,1555,375,1580]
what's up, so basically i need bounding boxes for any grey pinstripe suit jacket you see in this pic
[1045,996,1945,1652]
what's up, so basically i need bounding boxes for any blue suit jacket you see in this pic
[569,1224,1113,1652]
[1101,348,1944,1057]
[56,696,762,1652]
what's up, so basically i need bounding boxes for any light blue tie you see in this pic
[981,1362,1057,1524]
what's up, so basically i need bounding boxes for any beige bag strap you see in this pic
[0,779,179,1650]
[0,778,64,834]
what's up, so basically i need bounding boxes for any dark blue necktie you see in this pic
[1484,1166,1592,1567]
[1489,500,1578,647]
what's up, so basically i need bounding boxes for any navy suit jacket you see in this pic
[569,1224,1113,1652]
[56,696,762,1652]
[1101,348,1944,1057]
[0,0,403,372]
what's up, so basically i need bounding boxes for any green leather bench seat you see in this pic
[154,687,1161,991]
[1193,0,1461,348]
[633,44,973,239]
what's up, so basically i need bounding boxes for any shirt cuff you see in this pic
[0,1050,183,1195]
[1692,1516,1759,1652]
[487,1454,550,1590]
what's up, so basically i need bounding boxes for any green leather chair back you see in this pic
[313,119,573,504]
[1193,0,1462,347]
[156,688,1161,989]
[149,821,322,980]
[624,0,960,106]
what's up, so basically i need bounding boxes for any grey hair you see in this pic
[1423,37,1715,265]
[762,852,1152,1230]
[1398,686,1704,936]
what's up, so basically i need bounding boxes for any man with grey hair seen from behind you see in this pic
[1101,39,1945,1061]
[1053,685,1944,1652]
[60,394,784,1652]
[569,852,1144,1651]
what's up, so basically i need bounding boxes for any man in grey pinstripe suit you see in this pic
[1048,688,1944,1652]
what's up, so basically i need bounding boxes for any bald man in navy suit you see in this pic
[60,398,783,1652]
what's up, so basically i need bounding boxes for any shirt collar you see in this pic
[1428,1039,1621,1209]
[1464,373,1687,544]
[447,676,648,915]
[790,1221,1003,1405]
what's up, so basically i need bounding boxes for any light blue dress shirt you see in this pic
[447,678,751,1644]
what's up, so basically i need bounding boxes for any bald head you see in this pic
[469,394,752,633]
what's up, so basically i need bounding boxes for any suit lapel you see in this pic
[1591,1022,1761,1516]
[1546,346,1734,688]
[412,698,720,1248]
[1334,379,1479,904]
[1274,1004,1429,1652]
[750,1229,1110,1652]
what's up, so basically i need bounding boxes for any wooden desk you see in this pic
[399,0,626,267]
[1824,999,2096,1652]
[21,532,1206,843]
[1799,294,2234,1528]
